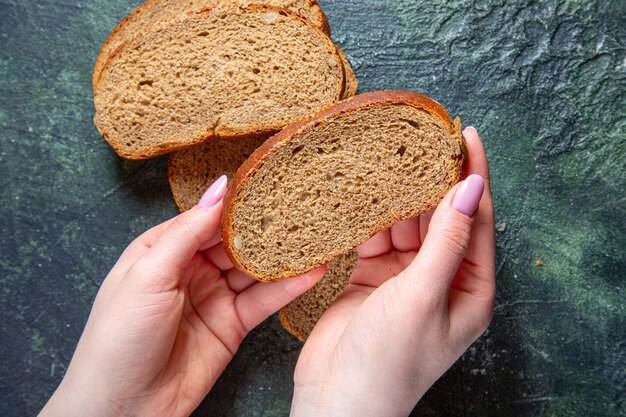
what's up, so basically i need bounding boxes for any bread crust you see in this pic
[309,2,331,35]
[336,46,358,98]
[278,311,308,341]
[93,0,331,91]
[94,4,346,160]
[167,149,193,213]
[221,91,465,282]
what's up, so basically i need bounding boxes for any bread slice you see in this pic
[279,251,357,341]
[92,0,330,90]
[168,135,270,212]
[337,46,358,98]
[221,91,466,282]
[168,136,356,342]
[94,5,346,160]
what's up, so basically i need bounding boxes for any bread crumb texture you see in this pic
[93,0,329,88]
[226,94,464,281]
[94,5,343,159]
[169,135,269,212]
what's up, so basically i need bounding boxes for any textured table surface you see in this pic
[1,0,624,415]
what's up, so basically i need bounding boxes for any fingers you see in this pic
[112,218,176,272]
[358,218,423,259]
[390,217,421,252]
[448,128,496,345]
[393,127,495,344]
[451,127,496,297]
[225,269,257,293]
[202,243,234,271]
[129,177,227,290]
[137,204,223,278]
[350,251,416,287]
[199,232,224,252]
[463,126,495,235]
[400,175,484,301]
[234,267,326,332]
[464,127,491,186]
[419,210,434,244]
[357,229,392,259]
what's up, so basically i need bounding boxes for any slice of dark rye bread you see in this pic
[92,0,331,90]
[94,5,348,160]
[167,135,357,341]
[221,91,466,282]
[279,251,357,341]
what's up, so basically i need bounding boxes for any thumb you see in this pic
[401,174,485,298]
[131,176,228,289]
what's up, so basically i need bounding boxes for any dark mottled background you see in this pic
[1,0,624,415]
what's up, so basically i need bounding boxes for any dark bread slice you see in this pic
[279,251,357,341]
[94,5,346,160]
[168,134,356,341]
[221,91,466,282]
[336,46,358,98]
[168,135,270,212]
[92,0,331,90]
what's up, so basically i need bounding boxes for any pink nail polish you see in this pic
[453,174,484,217]
[198,175,228,209]
[464,126,478,136]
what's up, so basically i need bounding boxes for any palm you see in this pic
[124,254,241,416]
[297,216,428,364]
[298,128,495,382]
[93,234,321,417]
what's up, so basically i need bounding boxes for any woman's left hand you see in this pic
[40,176,325,417]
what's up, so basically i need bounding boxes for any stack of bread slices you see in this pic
[93,0,359,341]
[94,1,466,341]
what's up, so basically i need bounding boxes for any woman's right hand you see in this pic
[291,127,496,417]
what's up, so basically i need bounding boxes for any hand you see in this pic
[291,127,496,417]
[40,176,325,417]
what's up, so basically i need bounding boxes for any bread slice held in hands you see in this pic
[94,5,347,159]
[221,91,466,282]
[92,0,331,90]
[168,137,357,341]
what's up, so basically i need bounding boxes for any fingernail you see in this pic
[453,174,484,217]
[464,126,478,136]
[198,175,228,209]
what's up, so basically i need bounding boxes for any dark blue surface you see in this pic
[0,0,624,415]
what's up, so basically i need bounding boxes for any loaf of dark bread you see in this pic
[221,91,466,282]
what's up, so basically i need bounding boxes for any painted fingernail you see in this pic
[464,126,478,136]
[198,175,228,209]
[453,174,484,217]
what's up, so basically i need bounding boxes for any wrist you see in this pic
[40,375,125,417]
[291,380,418,417]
